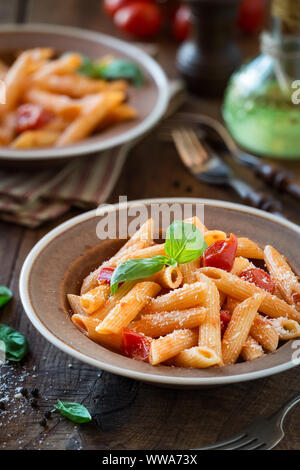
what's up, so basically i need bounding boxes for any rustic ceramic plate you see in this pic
[0,24,168,164]
[20,198,300,388]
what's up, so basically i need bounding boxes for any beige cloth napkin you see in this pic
[0,80,185,228]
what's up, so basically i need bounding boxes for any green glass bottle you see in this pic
[223,0,300,159]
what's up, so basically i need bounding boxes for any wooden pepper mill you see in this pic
[177,0,242,97]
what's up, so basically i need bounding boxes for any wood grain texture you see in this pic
[0,0,300,451]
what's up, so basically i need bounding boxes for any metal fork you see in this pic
[172,127,283,216]
[195,395,300,450]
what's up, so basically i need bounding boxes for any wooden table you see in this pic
[0,0,300,451]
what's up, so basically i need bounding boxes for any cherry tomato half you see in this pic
[239,268,275,294]
[122,328,151,361]
[114,2,163,38]
[97,266,116,283]
[220,310,231,337]
[202,233,238,272]
[103,0,154,18]
[172,4,191,42]
[17,104,53,134]
[238,0,265,34]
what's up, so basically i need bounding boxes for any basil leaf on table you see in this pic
[55,400,92,424]
[0,324,28,362]
[0,286,13,308]
[110,255,175,295]
[165,221,207,264]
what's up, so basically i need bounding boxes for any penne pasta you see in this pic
[130,307,206,337]
[91,280,137,321]
[80,284,111,314]
[33,53,82,80]
[151,265,183,290]
[264,245,300,309]
[241,336,264,362]
[271,317,300,340]
[72,314,123,351]
[24,88,82,119]
[173,346,220,368]
[198,274,223,364]
[222,293,264,365]
[199,267,300,322]
[142,281,207,314]
[96,281,161,335]
[150,329,198,365]
[231,257,254,276]
[204,230,226,247]
[236,237,264,259]
[11,130,60,148]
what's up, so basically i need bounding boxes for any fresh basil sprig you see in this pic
[0,324,28,362]
[78,55,144,87]
[55,400,92,424]
[0,286,12,308]
[110,221,207,294]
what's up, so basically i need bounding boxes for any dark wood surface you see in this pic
[0,0,300,451]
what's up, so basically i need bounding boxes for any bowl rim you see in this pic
[0,23,169,161]
[19,198,300,385]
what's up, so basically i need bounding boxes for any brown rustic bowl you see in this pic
[0,24,168,165]
[20,198,300,388]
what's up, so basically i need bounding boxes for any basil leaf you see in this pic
[0,324,28,362]
[77,54,99,78]
[0,286,12,308]
[99,59,144,87]
[55,400,92,424]
[165,221,207,264]
[110,255,173,295]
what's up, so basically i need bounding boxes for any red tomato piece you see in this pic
[103,0,154,17]
[114,2,163,38]
[97,266,116,283]
[239,268,275,294]
[16,104,53,133]
[220,310,231,337]
[172,4,191,42]
[203,233,238,272]
[238,0,265,34]
[122,328,151,362]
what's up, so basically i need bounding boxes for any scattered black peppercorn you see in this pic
[31,388,39,398]
[44,410,52,419]
[39,418,47,427]
[20,387,28,397]
[30,398,39,408]
[185,185,193,193]
[173,180,180,188]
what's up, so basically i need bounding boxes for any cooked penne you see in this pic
[264,245,300,309]
[91,280,137,321]
[150,329,198,365]
[173,346,220,368]
[80,284,111,314]
[231,257,254,276]
[68,294,87,316]
[142,281,207,314]
[236,237,264,259]
[72,314,123,351]
[222,293,264,365]
[56,91,124,146]
[33,53,82,80]
[130,307,206,337]
[198,274,222,364]
[199,267,300,322]
[96,282,161,335]
[11,130,60,148]
[204,230,226,247]
[179,260,201,284]
[24,88,82,119]
[151,265,183,290]
[241,336,264,362]
[271,317,300,340]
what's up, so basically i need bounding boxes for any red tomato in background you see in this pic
[16,104,53,133]
[238,0,265,34]
[203,233,238,272]
[122,328,151,361]
[220,310,231,337]
[103,0,154,17]
[239,268,275,294]
[172,4,191,42]
[114,2,163,38]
